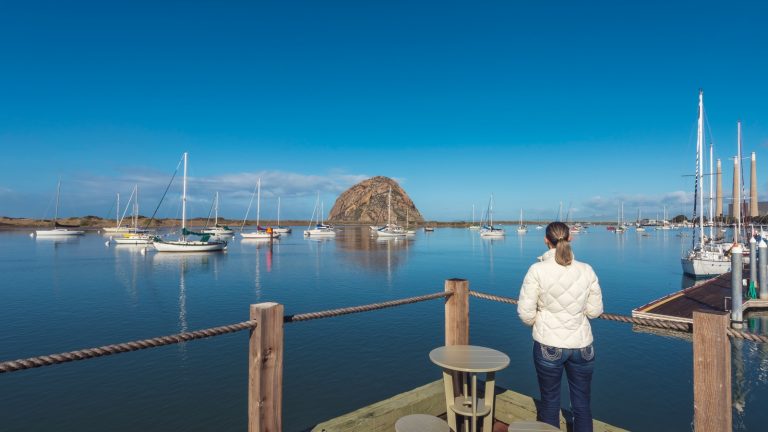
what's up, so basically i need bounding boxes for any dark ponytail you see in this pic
[545,222,573,266]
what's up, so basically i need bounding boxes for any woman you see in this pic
[517,222,603,431]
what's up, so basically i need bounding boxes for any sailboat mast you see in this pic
[697,91,705,247]
[116,193,120,226]
[388,187,392,227]
[134,185,139,230]
[54,179,61,225]
[490,194,494,227]
[256,178,261,227]
[214,191,219,226]
[182,152,188,237]
[737,121,743,240]
[472,204,475,224]
[709,140,714,240]
[277,197,281,226]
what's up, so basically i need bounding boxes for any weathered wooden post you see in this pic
[249,302,284,432]
[443,278,469,431]
[693,310,732,432]
[445,278,469,345]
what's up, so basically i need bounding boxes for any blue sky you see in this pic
[1,1,767,221]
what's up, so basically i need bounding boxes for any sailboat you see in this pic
[241,178,280,240]
[113,185,153,244]
[201,192,234,236]
[614,202,626,233]
[404,208,416,235]
[375,187,407,237]
[153,153,228,252]
[480,194,505,237]
[468,204,480,230]
[517,208,528,233]
[273,197,292,234]
[35,180,85,236]
[681,90,731,276]
[304,193,336,237]
[103,193,131,233]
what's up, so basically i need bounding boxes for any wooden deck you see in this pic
[633,273,768,324]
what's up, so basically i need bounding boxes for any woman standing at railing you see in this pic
[517,221,603,431]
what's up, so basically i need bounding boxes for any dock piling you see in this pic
[750,237,757,292]
[443,278,469,432]
[249,302,284,432]
[692,310,732,432]
[731,245,744,326]
[760,239,768,300]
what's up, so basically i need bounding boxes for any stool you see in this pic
[395,414,451,432]
[507,420,560,431]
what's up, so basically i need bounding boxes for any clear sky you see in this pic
[1,1,767,221]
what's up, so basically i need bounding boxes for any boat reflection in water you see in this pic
[336,226,413,274]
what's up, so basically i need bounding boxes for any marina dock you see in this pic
[633,272,768,324]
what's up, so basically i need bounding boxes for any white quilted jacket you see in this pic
[517,248,603,349]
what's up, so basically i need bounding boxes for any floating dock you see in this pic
[633,273,768,324]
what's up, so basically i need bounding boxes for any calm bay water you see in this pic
[1,227,767,431]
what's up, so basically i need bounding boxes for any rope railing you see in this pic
[469,289,768,343]
[4,287,767,376]
[0,320,258,374]
[284,291,451,323]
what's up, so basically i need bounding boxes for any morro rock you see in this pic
[328,176,424,224]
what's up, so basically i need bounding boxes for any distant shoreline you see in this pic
[0,216,613,230]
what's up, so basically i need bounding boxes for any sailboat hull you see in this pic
[680,255,731,277]
[240,232,280,239]
[304,229,336,237]
[36,229,84,236]
[153,240,227,252]
[480,229,505,237]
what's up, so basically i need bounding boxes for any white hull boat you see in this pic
[681,251,731,277]
[273,227,292,234]
[103,227,130,233]
[241,231,280,240]
[36,228,85,236]
[480,228,505,237]
[304,228,336,237]
[154,153,227,253]
[154,240,226,252]
[113,233,153,244]
[36,181,84,237]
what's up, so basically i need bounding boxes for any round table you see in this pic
[395,414,451,432]
[430,345,510,432]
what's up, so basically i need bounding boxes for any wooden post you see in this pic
[443,279,469,431]
[693,310,732,432]
[445,278,469,346]
[249,302,284,432]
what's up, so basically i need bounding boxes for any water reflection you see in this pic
[334,226,414,272]
[112,244,149,300]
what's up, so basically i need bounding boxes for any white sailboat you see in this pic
[304,193,336,237]
[103,193,131,233]
[615,202,626,233]
[201,192,234,236]
[153,153,228,252]
[375,187,407,237]
[517,208,527,233]
[273,197,292,234]
[468,204,480,230]
[480,194,505,237]
[681,90,731,276]
[241,178,280,240]
[114,185,153,244]
[35,180,85,236]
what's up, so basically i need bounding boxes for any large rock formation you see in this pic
[328,176,424,224]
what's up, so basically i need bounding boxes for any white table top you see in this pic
[429,345,510,373]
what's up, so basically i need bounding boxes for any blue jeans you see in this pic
[533,341,595,432]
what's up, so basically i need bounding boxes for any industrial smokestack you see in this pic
[716,159,723,219]
[733,156,741,222]
[751,152,758,218]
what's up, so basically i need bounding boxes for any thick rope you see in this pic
[284,291,450,323]
[469,290,768,341]
[727,327,768,344]
[471,290,690,332]
[0,320,257,374]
